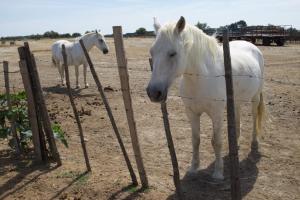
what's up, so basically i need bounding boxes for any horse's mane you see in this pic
[75,32,98,41]
[160,22,220,63]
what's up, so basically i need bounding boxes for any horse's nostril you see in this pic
[103,49,108,54]
[155,91,162,99]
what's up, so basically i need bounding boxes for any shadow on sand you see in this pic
[0,149,58,200]
[167,147,261,200]
[42,85,96,98]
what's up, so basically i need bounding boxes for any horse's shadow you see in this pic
[167,147,261,200]
[42,85,96,97]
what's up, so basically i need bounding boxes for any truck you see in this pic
[217,25,289,46]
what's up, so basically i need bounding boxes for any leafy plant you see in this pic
[0,91,68,151]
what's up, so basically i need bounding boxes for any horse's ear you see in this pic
[153,17,161,35]
[176,16,185,34]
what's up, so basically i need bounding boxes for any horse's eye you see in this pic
[99,39,104,43]
[169,52,177,58]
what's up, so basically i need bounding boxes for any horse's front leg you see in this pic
[75,65,80,88]
[186,107,201,174]
[211,112,224,180]
[83,64,89,88]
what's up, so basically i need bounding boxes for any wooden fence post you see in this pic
[19,60,44,161]
[3,61,21,154]
[79,39,138,186]
[223,29,242,200]
[61,44,91,172]
[149,58,182,199]
[18,43,61,165]
[113,26,149,188]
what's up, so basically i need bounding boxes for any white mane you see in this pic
[159,22,220,66]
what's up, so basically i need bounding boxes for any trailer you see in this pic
[217,25,289,46]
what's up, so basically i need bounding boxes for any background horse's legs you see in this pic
[251,94,260,149]
[57,62,65,86]
[235,105,241,144]
[186,108,201,174]
[83,64,89,88]
[211,113,224,180]
[75,65,80,88]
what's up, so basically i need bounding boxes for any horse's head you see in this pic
[94,30,109,54]
[147,16,187,102]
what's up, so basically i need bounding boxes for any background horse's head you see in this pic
[147,16,188,102]
[91,30,109,54]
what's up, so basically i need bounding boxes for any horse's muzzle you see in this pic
[103,49,109,54]
[146,85,167,103]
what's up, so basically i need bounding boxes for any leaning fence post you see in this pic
[149,58,182,199]
[61,44,91,172]
[223,29,242,200]
[18,43,61,165]
[79,39,138,186]
[19,60,44,161]
[3,61,21,154]
[113,26,149,188]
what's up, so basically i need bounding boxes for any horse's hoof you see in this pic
[85,84,89,88]
[212,171,224,180]
[76,85,81,89]
[251,140,259,151]
[187,167,198,176]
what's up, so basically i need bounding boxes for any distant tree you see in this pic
[195,22,210,31]
[43,30,59,38]
[72,32,81,37]
[135,27,147,35]
[236,20,247,28]
[60,33,71,38]
[85,31,90,34]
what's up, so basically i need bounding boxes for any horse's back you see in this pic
[52,40,75,63]
[230,40,264,72]
[229,41,264,100]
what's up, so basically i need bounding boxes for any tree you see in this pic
[135,27,147,35]
[43,30,59,38]
[72,32,81,37]
[195,22,210,31]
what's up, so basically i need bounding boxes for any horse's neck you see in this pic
[79,34,96,51]
[184,30,222,77]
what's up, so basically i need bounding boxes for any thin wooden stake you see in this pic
[113,26,149,188]
[223,29,242,200]
[149,58,182,199]
[19,60,43,161]
[79,39,138,186]
[3,61,21,154]
[61,44,91,172]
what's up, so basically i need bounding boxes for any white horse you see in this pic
[147,17,265,180]
[52,31,109,88]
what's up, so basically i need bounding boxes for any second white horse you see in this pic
[52,31,109,88]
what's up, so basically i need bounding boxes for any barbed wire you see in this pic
[0,70,20,74]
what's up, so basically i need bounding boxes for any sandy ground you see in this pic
[0,38,299,200]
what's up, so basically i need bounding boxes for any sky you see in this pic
[0,0,299,37]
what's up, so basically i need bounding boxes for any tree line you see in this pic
[1,31,82,41]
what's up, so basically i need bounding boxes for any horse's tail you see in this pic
[256,92,265,135]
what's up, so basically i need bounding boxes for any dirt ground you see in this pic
[0,38,299,200]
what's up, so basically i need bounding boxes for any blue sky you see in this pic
[0,0,299,37]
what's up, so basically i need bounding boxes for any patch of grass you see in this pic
[57,170,81,179]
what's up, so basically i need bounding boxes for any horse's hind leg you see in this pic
[57,62,65,86]
[211,113,224,180]
[251,94,260,149]
[186,108,201,174]
[83,64,89,88]
[235,105,241,144]
[75,65,80,88]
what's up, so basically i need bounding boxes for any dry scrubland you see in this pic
[0,38,299,200]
